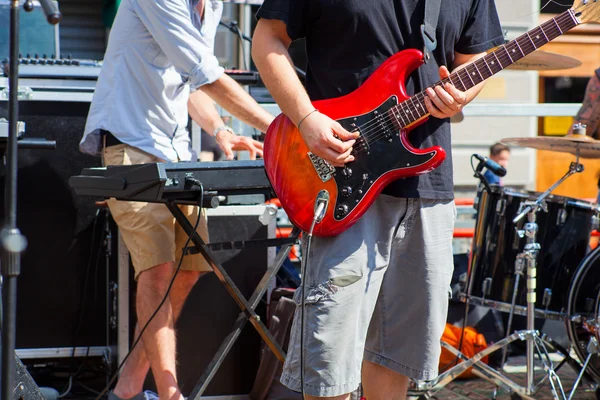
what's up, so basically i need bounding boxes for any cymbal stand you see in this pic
[410,151,586,400]
[509,149,584,398]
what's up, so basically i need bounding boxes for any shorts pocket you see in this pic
[294,273,365,307]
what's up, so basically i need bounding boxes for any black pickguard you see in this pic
[331,96,436,220]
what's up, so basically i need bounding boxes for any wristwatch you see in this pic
[212,125,235,137]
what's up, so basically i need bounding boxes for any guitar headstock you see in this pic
[572,0,600,24]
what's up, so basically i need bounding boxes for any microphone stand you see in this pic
[473,158,492,194]
[2,1,60,398]
[219,20,307,80]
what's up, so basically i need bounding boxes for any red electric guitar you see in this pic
[263,1,600,237]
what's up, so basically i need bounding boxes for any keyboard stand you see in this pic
[165,203,300,398]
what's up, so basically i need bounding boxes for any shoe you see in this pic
[108,391,159,400]
[141,391,159,400]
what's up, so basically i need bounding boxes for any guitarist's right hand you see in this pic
[298,111,359,167]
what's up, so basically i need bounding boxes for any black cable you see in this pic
[94,187,204,400]
[60,208,103,397]
[230,22,248,71]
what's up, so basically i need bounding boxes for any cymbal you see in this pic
[497,49,582,71]
[450,111,464,123]
[502,135,600,159]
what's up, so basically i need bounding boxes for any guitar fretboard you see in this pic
[389,9,580,129]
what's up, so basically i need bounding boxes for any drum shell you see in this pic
[467,186,596,316]
[566,246,600,382]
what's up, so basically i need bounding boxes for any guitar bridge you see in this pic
[308,152,335,182]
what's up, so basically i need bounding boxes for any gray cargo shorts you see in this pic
[280,195,456,397]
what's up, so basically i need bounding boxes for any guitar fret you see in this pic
[506,42,522,62]
[389,109,402,129]
[453,71,467,91]
[448,75,462,92]
[460,68,475,87]
[539,24,550,42]
[502,46,514,63]
[525,32,537,49]
[394,107,408,126]
[529,27,545,48]
[413,96,426,116]
[403,102,415,122]
[481,56,494,76]
[399,101,412,122]
[408,99,418,119]
[472,61,486,81]
[470,65,484,84]
[567,9,579,26]
[513,39,525,57]
[517,33,535,55]
[489,52,503,71]
[553,17,563,34]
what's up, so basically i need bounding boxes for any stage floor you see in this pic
[417,354,599,400]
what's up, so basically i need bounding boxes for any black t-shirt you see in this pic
[257,0,504,199]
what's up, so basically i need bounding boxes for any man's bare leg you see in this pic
[362,360,409,400]
[112,264,204,399]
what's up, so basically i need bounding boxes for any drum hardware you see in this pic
[569,334,600,400]
[501,255,527,369]
[497,198,507,216]
[496,140,587,397]
[482,277,493,298]
[461,134,592,399]
[543,289,553,310]
[412,330,569,399]
[557,209,568,225]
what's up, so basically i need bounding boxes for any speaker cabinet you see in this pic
[0,101,118,353]
[139,205,275,396]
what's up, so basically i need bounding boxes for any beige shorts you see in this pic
[103,143,211,279]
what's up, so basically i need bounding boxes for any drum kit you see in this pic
[411,51,600,400]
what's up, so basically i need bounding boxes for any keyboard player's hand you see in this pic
[215,129,264,160]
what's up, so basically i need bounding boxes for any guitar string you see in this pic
[350,13,570,150]
[339,12,572,156]
[353,10,574,144]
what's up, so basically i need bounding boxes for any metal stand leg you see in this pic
[522,216,540,394]
[502,255,525,368]
[165,203,300,399]
[568,336,599,400]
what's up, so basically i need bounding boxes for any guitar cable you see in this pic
[300,194,329,397]
[94,186,204,400]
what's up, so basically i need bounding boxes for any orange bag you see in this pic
[439,323,489,378]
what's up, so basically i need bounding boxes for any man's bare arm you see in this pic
[188,86,264,160]
[201,73,274,133]
[251,18,357,167]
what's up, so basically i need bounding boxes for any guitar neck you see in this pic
[393,9,580,127]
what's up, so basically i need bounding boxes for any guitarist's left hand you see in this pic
[424,65,467,119]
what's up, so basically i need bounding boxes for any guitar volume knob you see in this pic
[341,187,352,198]
[336,204,349,217]
[342,167,352,178]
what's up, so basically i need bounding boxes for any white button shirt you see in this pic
[80,0,224,162]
